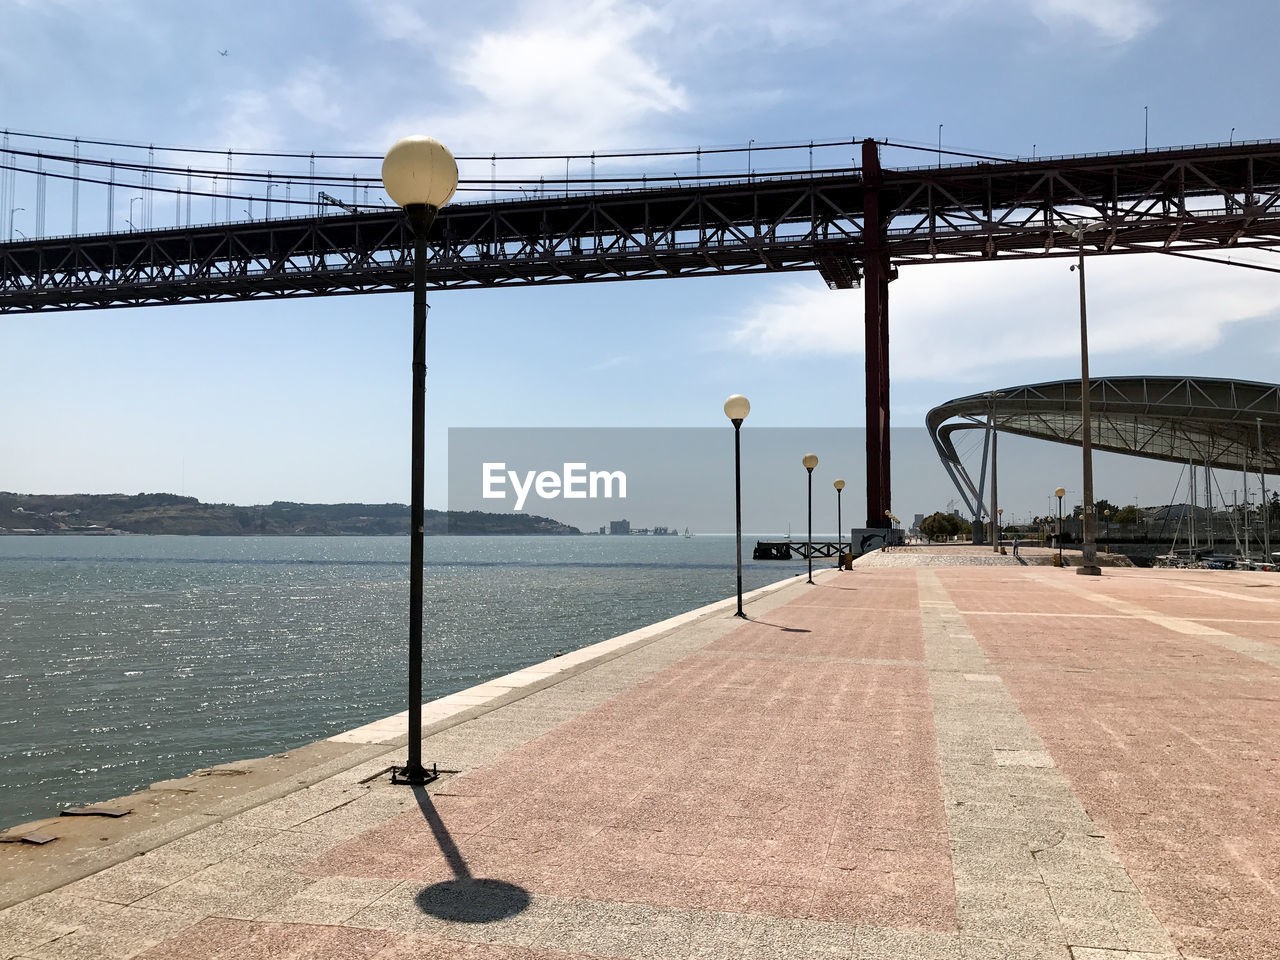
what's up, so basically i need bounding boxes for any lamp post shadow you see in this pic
[748,620,812,633]
[411,786,531,924]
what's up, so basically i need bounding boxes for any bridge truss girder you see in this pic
[3,141,1280,312]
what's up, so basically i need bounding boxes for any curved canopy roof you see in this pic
[926,376,1280,517]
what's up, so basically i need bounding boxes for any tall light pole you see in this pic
[128,196,143,232]
[381,135,458,785]
[1066,220,1104,576]
[1055,486,1066,567]
[8,206,23,242]
[1260,417,1271,562]
[803,453,818,584]
[724,394,750,618]
[991,417,1000,553]
[834,479,845,562]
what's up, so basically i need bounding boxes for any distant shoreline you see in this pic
[0,530,581,537]
[0,492,582,537]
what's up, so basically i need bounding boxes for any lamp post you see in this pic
[1055,486,1066,566]
[128,196,143,232]
[381,135,458,785]
[834,479,845,562]
[803,453,818,584]
[1066,220,1104,576]
[7,207,23,242]
[990,409,1000,552]
[724,394,750,618]
[1260,417,1272,562]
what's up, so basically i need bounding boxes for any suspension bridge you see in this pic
[3,130,1280,525]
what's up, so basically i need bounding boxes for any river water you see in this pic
[0,535,798,829]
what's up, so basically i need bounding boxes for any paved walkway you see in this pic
[2,564,1278,959]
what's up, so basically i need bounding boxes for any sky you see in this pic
[3,0,1280,530]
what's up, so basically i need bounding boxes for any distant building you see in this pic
[653,525,671,536]
[598,525,606,535]
[609,519,631,535]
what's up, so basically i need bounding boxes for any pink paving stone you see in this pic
[937,567,1280,960]
[1083,570,1280,648]
[307,577,957,930]
[137,917,396,960]
[945,585,1116,618]
[1190,618,1280,646]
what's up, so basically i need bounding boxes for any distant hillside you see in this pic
[0,492,581,536]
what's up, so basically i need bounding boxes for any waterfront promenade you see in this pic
[2,557,1278,958]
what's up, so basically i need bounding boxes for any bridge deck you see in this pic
[4,139,1280,312]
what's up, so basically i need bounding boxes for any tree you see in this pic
[920,511,962,542]
[1112,504,1139,524]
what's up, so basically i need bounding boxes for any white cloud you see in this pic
[361,0,432,40]
[380,0,687,156]
[216,64,346,151]
[1029,0,1159,43]
[726,253,1280,381]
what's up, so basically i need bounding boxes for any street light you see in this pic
[8,206,23,242]
[381,134,458,786]
[128,196,143,232]
[1063,219,1104,576]
[1055,486,1066,566]
[724,394,751,618]
[803,453,818,584]
[1260,417,1272,562]
[834,479,845,563]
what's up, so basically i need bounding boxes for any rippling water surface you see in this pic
[0,535,795,828]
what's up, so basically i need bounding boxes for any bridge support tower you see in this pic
[861,139,894,528]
